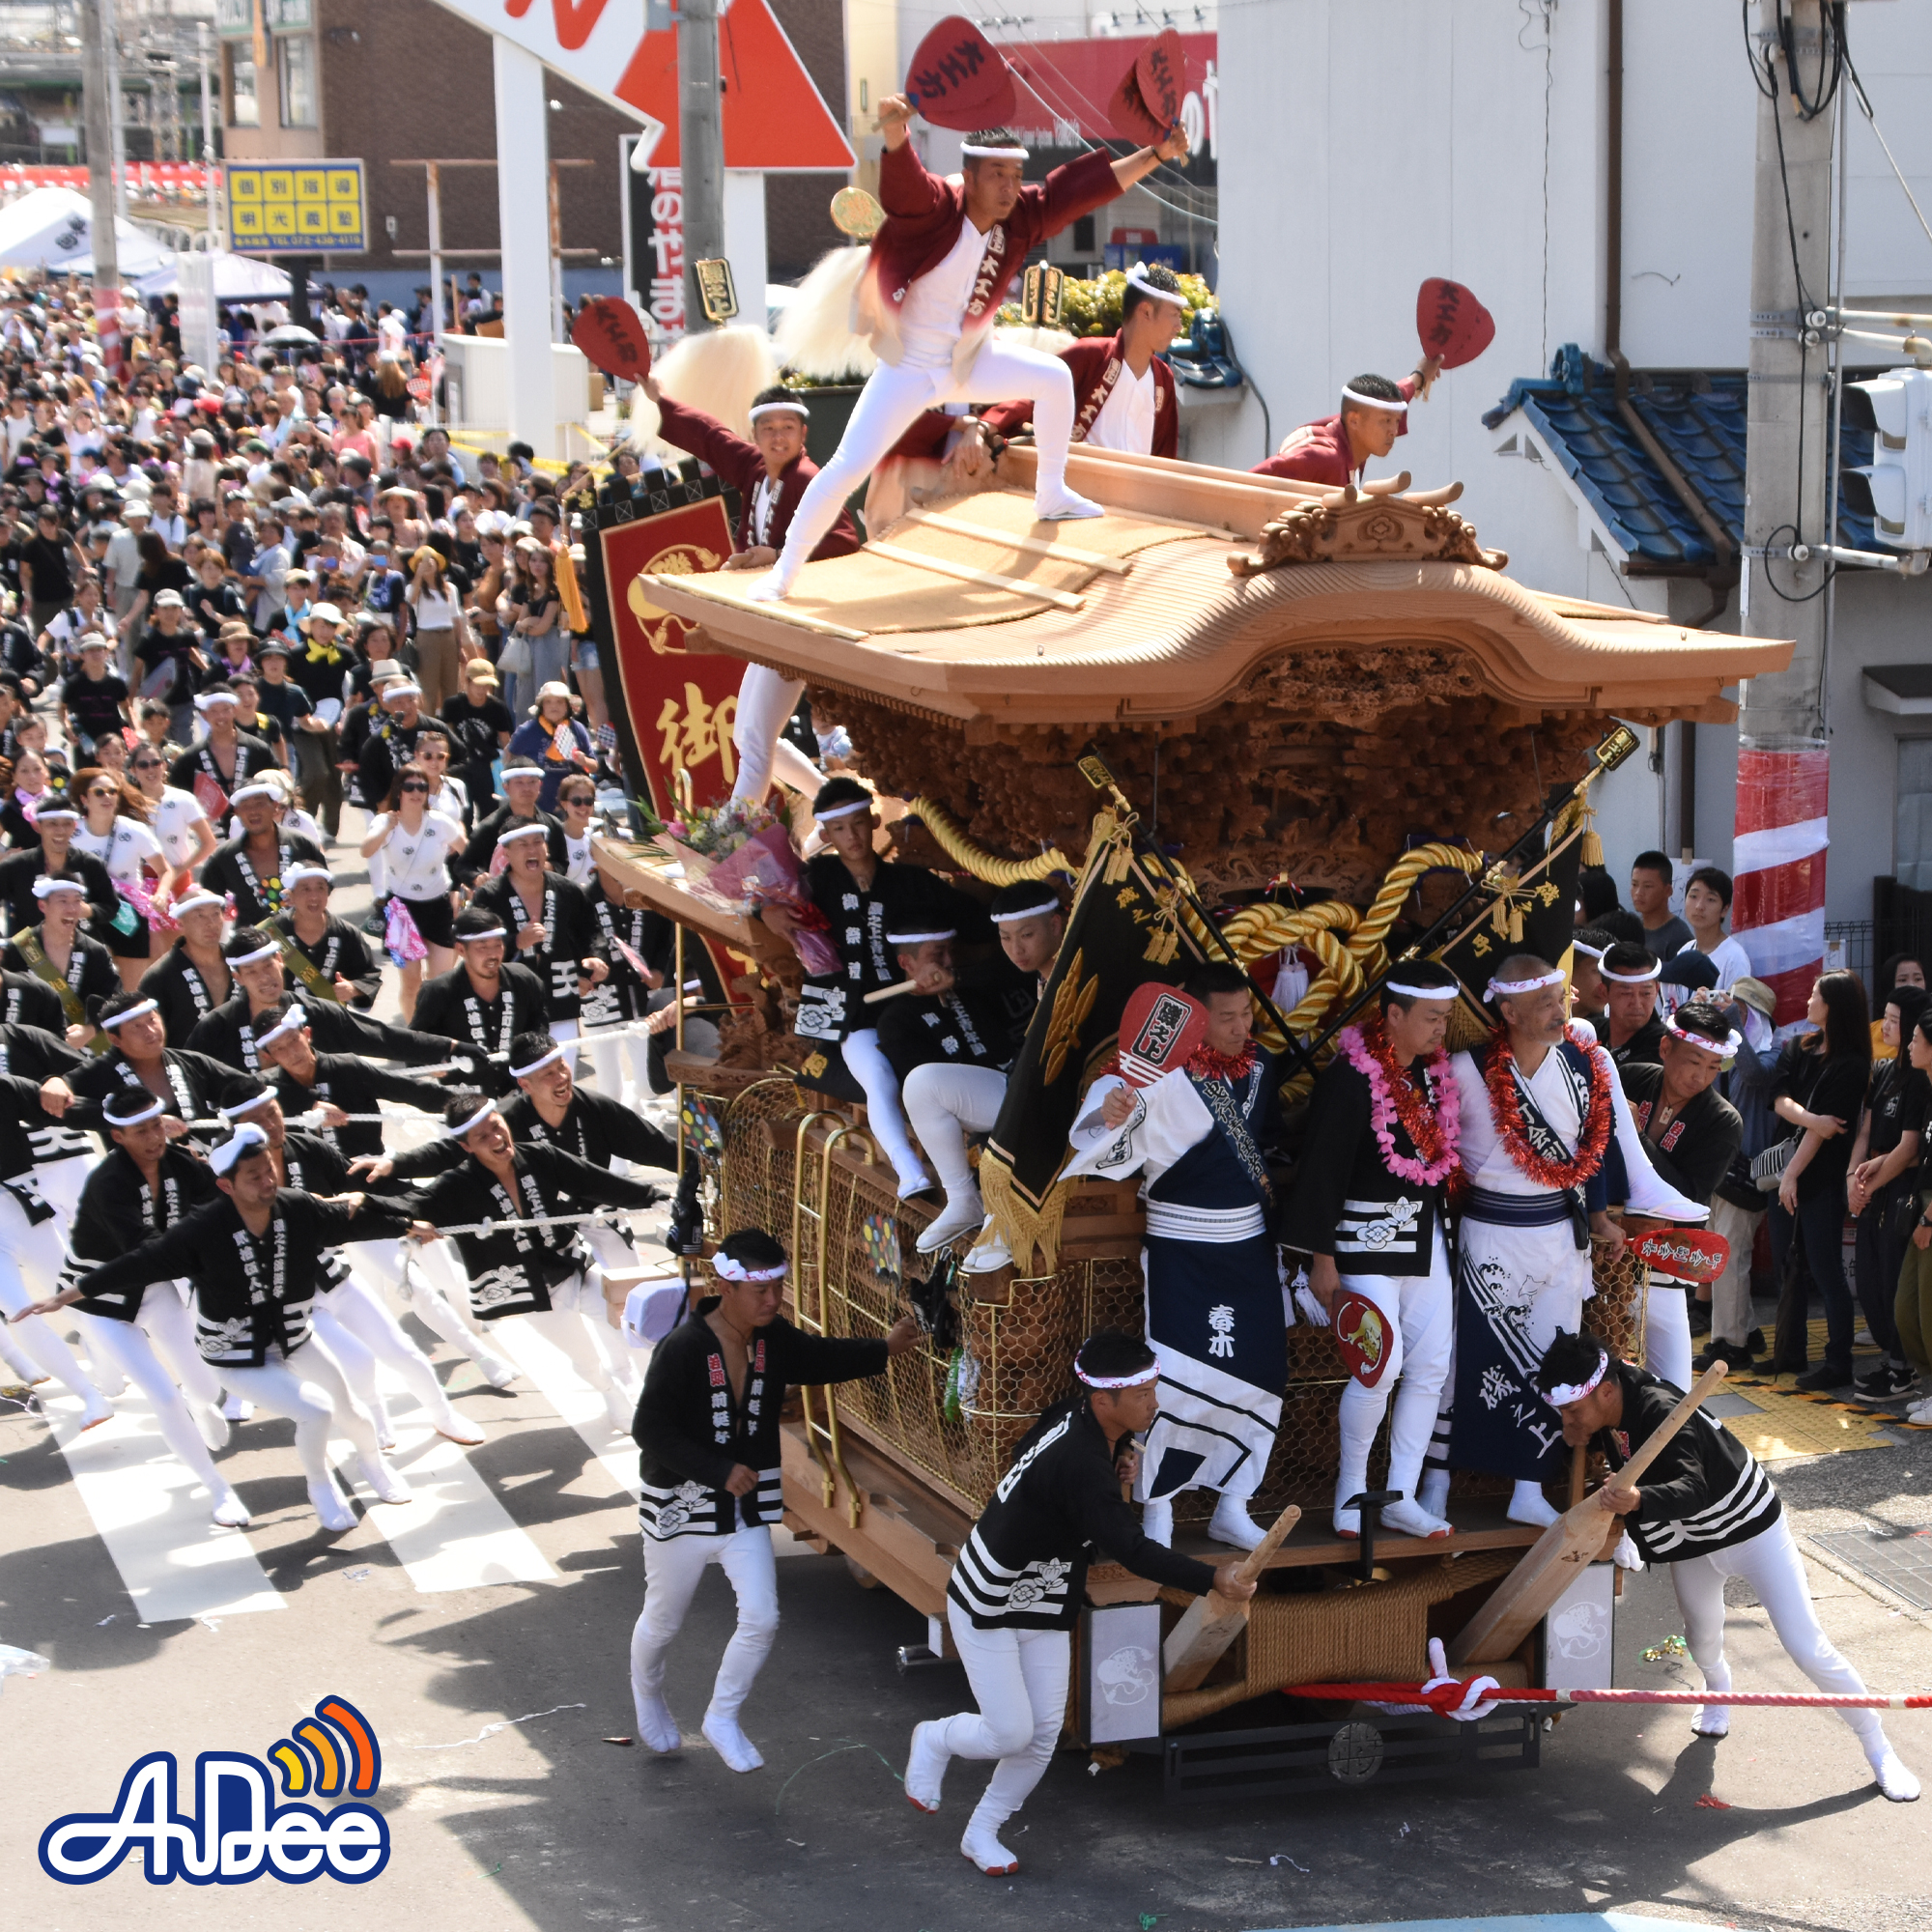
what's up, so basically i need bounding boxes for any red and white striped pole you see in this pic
[1730,746,1830,1029]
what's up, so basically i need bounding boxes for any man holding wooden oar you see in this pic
[905,1330,1256,1876]
[1536,1328,1919,1802]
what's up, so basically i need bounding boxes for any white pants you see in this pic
[728,666,826,804]
[769,339,1078,595]
[218,1338,383,1488]
[586,1028,654,1101]
[0,1191,107,1406]
[86,1285,230,1494]
[318,1271,463,1432]
[938,1603,1071,1833]
[353,1236,505,1371]
[902,1062,1007,1205]
[1709,1196,1764,1347]
[582,1223,650,1375]
[1336,1244,1454,1518]
[510,1272,627,1397]
[840,1026,928,1190]
[1643,1282,1693,1394]
[1673,1513,1889,1756]
[629,1522,781,1726]
[37,1152,92,1231]
[548,1016,581,1047]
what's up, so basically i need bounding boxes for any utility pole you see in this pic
[198,19,217,243]
[80,0,119,372]
[1734,0,1838,1027]
[103,0,127,218]
[677,0,724,331]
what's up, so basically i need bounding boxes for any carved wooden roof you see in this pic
[636,446,1791,731]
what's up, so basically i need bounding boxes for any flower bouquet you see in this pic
[655,798,839,975]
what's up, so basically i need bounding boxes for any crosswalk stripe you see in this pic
[42,1389,285,1623]
[328,1376,555,1592]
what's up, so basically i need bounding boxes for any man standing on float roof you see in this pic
[742,95,1190,609]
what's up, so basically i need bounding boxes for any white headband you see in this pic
[281,865,332,889]
[219,1089,276,1119]
[104,1094,164,1126]
[1572,939,1607,960]
[32,874,85,898]
[227,940,280,967]
[170,890,225,918]
[449,1098,497,1138]
[193,692,240,712]
[99,998,158,1030]
[498,822,548,843]
[991,896,1060,924]
[1664,1013,1742,1056]
[713,1254,788,1282]
[1384,980,1457,1002]
[888,927,955,947]
[254,1010,306,1049]
[748,399,809,423]
[210,1122,270,1176]
[960,141,1028,158]
[1484,968,1564,1002]
[1076,1362,1160,1389]
[33,805,78,822]
[228,782,279,806]
[509,1044,566,1078]
[1603,958,1662,985]
[1123,263,1182,307]
[456,923,510,943]
[1544,1349,1610,1408]
[1342,384,1408,415]
[814,798,872,822]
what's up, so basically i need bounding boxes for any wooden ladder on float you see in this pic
[789,1112,874,1526]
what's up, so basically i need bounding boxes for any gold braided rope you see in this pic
[905,795,1078,885]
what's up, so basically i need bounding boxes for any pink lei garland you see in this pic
[1338,1018,1461,1187]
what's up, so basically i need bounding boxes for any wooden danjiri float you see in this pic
[577,441,1789,1799]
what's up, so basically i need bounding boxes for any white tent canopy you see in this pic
[134,251,293,301]
[0,185,172,279]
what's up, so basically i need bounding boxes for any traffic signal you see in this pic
[1842,367,1932,551]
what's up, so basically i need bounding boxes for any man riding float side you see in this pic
[1419,953,1706,1529]
[1282,960,1463,1539]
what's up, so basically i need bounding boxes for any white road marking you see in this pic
[42,1389,284,1622]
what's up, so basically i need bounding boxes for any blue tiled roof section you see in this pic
[1484,344,1876,565]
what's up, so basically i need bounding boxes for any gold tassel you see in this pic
[1582,824,1605,868]
[978,1151,1069,1276]
[1510,905,1525,943]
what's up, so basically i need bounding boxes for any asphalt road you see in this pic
[2,822,1930,1931]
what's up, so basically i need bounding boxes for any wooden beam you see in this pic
[898,508,1131,574]
[863,539,1088,611]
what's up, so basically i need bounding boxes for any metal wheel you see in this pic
[1326,1719,1384,1784]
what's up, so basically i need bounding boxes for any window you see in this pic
[229,50,259,128]
[278,35,317,129]
[1897,740,1932,891]
[1072,214,1095,254]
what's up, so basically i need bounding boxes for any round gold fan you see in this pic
[831,186,885,241]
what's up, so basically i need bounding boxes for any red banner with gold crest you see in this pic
[599,497,747,820]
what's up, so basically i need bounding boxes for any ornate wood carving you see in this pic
[1228,482,1509,578]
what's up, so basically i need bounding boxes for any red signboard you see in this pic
[600,498,746,820]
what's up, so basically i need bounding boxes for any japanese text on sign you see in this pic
[227,160,366,254]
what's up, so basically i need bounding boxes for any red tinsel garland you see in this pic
[1484,1024,1612,1189]
[1186,1041,1258,1082]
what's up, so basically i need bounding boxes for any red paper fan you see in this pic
[1110,29,1184,145]
[571,296,652,384]
[905,17,1017,133]
[1116,982,1208,1089]
[1415,278,1496,371]
[1333,1293,1393,1387]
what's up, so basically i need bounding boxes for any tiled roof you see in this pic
[1484,343,1876,567]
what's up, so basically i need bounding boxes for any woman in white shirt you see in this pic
[1679,865,1754,992]
[128,742,216,938]
[554,776,598,885]
[404,547,469,715]
[412,725,469,830]
[73,766,176,990]
[358,760,464,1019]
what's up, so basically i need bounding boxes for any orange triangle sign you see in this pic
[616,0,856,172]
